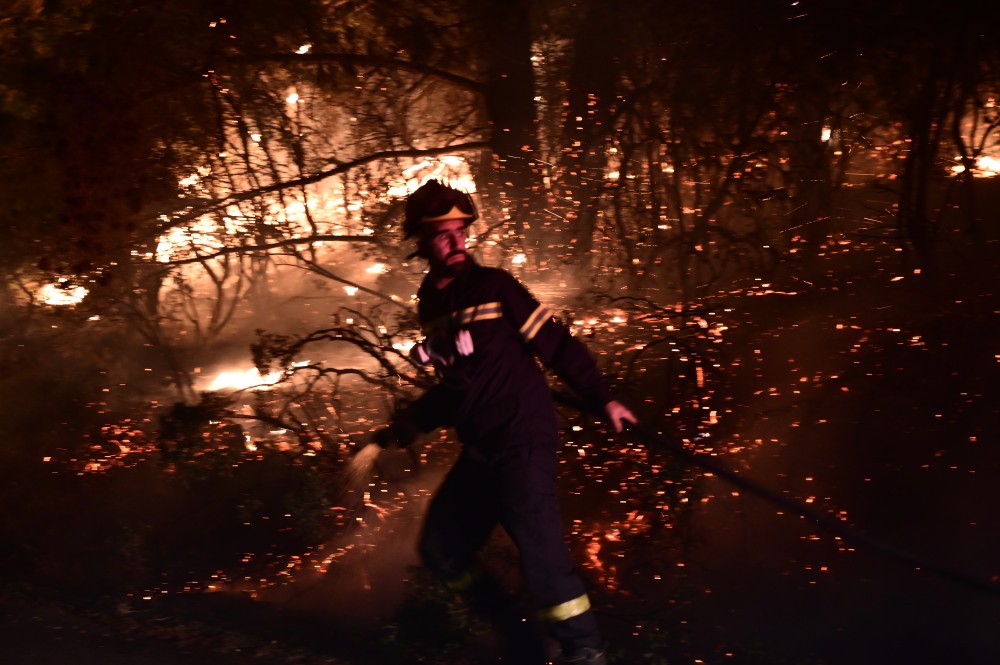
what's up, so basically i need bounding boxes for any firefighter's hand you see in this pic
[454,329,473,356]
[411,338,447,365]
[372,420,419,449]
[605,400,637,433]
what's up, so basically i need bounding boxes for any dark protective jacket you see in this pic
[406,260,612,445]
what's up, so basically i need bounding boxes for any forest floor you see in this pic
[2,237,999,665]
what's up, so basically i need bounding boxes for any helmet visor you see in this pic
[419,190,476,221]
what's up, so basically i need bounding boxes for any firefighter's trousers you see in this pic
[418,433,602,653]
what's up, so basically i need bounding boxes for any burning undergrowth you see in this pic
[2,291,728,615]
[5,236,997,664]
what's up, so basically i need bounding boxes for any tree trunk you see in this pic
[478,0,544,254]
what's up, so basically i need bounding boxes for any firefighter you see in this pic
[375,179,636,664]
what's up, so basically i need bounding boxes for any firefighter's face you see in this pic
[423,219,469,271]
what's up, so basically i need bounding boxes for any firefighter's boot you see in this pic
[561,645,608,665]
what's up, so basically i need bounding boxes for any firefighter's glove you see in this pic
[373,419,420,449]
[411,330,473,366]
[454,329,473,356]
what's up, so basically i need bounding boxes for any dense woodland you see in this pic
[1,1,998,663]
[1,0,997,392]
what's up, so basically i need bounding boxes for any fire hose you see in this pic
[553,391,1000,599]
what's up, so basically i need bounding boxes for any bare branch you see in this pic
[156,234,377,267]
[155,141,492,235]
[293,255,411,310]
[225,53,487,94]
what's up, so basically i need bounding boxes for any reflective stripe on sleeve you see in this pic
[519,304,553,343]
[456,301,503,326]
[537,593,591,623]
[421,302,502,335]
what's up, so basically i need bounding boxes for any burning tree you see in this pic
[3,0,998,401]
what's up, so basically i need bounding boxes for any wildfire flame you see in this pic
[204,367,283,392]
[951,154,1000,178]
[36,279,88,306]
[386,155,477,198]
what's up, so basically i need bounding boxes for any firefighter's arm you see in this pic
[372,416,420,449]
[373,384,457,448]
[501,275,611,409]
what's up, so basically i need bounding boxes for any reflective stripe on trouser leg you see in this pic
[537,593,591,623]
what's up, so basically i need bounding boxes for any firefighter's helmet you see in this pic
[403,179,477,240]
